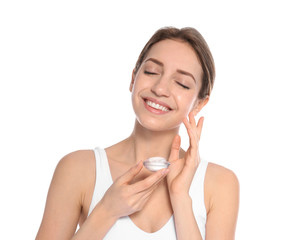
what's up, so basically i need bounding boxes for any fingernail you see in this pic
[161,168,169,175]
[135,160,142,168]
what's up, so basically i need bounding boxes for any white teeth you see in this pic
[146,100,169,112]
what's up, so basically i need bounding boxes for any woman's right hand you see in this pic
[99,160,169,219]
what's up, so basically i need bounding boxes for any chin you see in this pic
[136,117,181,132]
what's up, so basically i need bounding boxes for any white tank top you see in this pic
[87,147,208,239]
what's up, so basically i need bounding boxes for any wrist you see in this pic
[169,192,192,207]
[167,180,192,197]
[93,201,119,224]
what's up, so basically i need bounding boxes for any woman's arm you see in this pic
[71,200,117,240]
[167,113,239,239]
[35,150,97,240]
[205,164,239,239]
[167,113,204,239]
[72,161,169,239]
[170,165,239,240]
[170,193,202,239]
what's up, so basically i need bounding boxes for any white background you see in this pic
[1,0,293,239]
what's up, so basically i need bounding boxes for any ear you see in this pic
[191,96,209,116]
[129,69,136,92]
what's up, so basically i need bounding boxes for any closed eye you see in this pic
[144,70,158,75]
[176,82,190,90]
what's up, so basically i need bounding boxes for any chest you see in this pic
[110,160,174,233]
[82,148,208,239]
[130,180,173,233]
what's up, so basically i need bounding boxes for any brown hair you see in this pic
[134,27,215,99]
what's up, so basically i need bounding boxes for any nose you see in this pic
[151,76,170,97]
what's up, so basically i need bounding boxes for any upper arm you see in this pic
[36,150,95,240]
[205,163,240,240]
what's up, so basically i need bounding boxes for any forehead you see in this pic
[144,39,202,76]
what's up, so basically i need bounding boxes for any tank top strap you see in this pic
[88,147,113,216]
[192,159,208,212]
[195,159,208,186]
[189,159,208,239]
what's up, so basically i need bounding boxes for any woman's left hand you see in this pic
[167,112,204,196]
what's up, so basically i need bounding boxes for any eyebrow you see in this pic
[145,58,164,67]
[145,58,196,83]
[176,69,196,83]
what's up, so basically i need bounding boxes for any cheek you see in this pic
[132,75,150,92]
[176,94,197,114]
[131,77,148,108]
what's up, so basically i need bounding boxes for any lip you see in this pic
[142,97,172,110]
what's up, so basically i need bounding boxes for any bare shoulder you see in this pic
[56,149,95,176]
[54,149,96,199]
[36,150,96,239]
[205,162,239,189]
[51,149,96,200]
[205,163,239,202]
[204,162,239,211]
[204,163,240,238]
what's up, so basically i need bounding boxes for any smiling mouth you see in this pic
[143,98,172,112]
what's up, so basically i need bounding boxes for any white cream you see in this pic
[143,157,170,172]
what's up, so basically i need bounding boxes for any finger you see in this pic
[118,160,143,184]
[168,135,181,163]
[182,151,201,176]
[167,157,184,185]
[137,178,161,199]
[188,112,197,131]
[133,168,169,193]
[183,117,196,147]
[196,116,204,139]
[183,117,200,159]
[185,114,204,141]
[133,183,160,211]
[183,116,193,133]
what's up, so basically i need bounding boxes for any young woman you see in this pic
[36,27,239,240]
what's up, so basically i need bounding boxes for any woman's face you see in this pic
[130,39,205,131]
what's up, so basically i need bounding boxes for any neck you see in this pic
[124,120,179,164]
